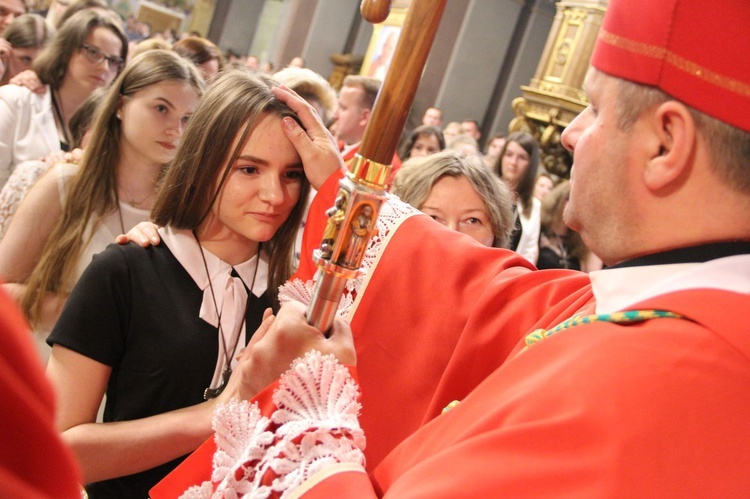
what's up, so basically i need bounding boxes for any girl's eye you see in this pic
[155,105,168,114]
[239,166,259,175]
[181,116,190,126]
[284,170,304,180]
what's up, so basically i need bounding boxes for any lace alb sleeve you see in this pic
[278,192,420,320]
[181,350,365,499]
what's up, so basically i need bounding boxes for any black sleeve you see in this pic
[47,243,133,367]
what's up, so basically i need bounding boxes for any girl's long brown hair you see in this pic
[22,50,204,325]
[151,67,311,308]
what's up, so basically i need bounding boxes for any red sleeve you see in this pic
[293,169,346,283]
[0,287,82,499]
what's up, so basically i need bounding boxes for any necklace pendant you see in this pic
[203,366,232,400]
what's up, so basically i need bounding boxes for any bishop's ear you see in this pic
[643,100,696,191]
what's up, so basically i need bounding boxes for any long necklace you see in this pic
[193,230,260,400]
[113,187,153,235]
[50,90,72,151]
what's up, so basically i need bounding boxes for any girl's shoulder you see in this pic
[0,84,49,107]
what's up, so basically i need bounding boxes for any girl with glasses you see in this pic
[0,49,203,357]
[0,9,127,189]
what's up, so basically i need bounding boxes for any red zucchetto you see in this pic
[591,0,750,133]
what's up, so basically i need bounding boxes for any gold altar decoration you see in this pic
[329,53,365,91]
[509,0,609,178]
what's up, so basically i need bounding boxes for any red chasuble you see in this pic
[0,287,82,498]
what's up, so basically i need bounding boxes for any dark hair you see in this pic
[54,0,109,29]
[1,13,54,49]
[495,131,540,214]
[173,36,225,72]
[33,9,128,88]
[151,68,310,306]
[398,125,445,160]
[67,87,105,148]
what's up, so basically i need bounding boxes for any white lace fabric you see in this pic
[278,192,420,320]
[181,351,365,499]
[0,160,51,240]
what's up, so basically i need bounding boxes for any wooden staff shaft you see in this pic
[359,0,447,164]
[305,0,446,333]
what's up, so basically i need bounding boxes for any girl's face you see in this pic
[119,79,200,168]
[501,140,530,190]
[421,175,494,247]
[486,137,506,159]
[410,133,441,158]
[65,26,122,93]
[6,47,41,80]
[534,175,554,200]
[204,113,305,259]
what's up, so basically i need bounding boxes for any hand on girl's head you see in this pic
[272,85,344,190]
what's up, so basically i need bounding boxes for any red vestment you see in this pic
[0,286,82,498]
[154,171,750,497]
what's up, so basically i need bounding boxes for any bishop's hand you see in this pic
[218,301,356,403]
[272,84,344,190]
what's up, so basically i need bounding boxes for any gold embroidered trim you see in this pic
[598,29,750,98]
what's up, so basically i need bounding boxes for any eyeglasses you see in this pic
[79,44,124,71]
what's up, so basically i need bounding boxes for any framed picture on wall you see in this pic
[360,7,407,81]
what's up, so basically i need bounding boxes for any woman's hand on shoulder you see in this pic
[9,69,45,94]
[44,148,84,165]
[115,221,161,247]
[272,85,344,190]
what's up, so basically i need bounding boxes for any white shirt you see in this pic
[590,254,750,314]
[0,85,61,189]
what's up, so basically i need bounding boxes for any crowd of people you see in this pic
[1,0,748,496]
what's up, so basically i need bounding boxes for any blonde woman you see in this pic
[394,149,513,248]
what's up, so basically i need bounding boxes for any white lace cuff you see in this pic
[181,351,365,498]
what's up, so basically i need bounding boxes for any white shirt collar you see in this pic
[589,254,750,314]
[159,226,268,298]
[159,226,270,388]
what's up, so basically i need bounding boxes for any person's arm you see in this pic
[45,246,221,484]
[47,345,218,484]
[516,199,541,265]
[0,164,64,283]
[0,163,66,330]
[153,302,366,498]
